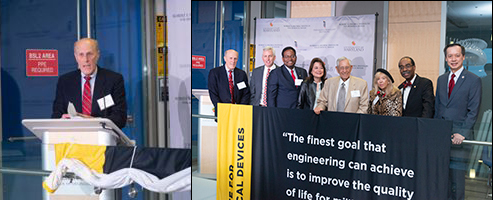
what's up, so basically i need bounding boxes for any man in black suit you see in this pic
[52,38,127,129]
[267,46,308,109]
[208,49,250,117]
[397,56,434,118]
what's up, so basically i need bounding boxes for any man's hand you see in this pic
[314,107,323,115]
[451,133,465,145]
[61,113,93,118]
[77,113,93,118]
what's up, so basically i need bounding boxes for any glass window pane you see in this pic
[445,1,492,199]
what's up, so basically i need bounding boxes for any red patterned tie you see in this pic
[448,74,455,98]
[262,68,271,106]
[403,81,412,88]
[291,68,296,85]
[228,70,235,104]
[82,76,92,115]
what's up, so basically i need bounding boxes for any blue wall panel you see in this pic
[1,1,78,199]
[1,0,144,199]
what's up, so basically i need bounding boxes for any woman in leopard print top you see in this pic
[368,69,402,116]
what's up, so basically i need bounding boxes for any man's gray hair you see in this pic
[263,46,276,55]
[336,56,351,66]
[74,38,100,52]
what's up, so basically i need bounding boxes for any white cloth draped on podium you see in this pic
[43,158,191,193]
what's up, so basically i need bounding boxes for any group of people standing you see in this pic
[208,43,482,200]
[208,45,443,118]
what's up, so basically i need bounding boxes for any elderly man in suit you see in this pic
[314,56,368,114]
[250,46,278,106]
[267,46,307,109]
[435,43,481,200]
[52,38,127,129]
[397,56,435,118]
[208,49,250,117]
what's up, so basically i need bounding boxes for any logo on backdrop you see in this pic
[263,22,279,32]
[345,41,364,52]
[255,15,377,90]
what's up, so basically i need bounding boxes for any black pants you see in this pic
[448,168,466,200]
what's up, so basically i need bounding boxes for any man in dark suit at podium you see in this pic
[397,56,434,118]
[208,49,251,117]
[267,46,308,109]
[52,38,127,129]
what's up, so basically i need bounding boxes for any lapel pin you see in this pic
[462,76,464,79]
[413,86,416,88]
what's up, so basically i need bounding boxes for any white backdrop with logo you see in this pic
[168,0,191,199]
[168,0,191,149]
[255,15,376,89]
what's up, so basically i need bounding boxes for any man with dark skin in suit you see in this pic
[267,46,308,109]
[398,56,434,118]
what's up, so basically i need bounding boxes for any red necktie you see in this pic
[291,68,296,84]
[448,74,455,98]
[262,68,271,106]
[82,76,92,115]
[228,70,235,104]
[403,81,412,88]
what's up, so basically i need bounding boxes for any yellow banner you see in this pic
[217,103,253,200]
[55,143,106,173]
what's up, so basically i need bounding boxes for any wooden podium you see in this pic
[22,118,134,200]
[192,89,217,177]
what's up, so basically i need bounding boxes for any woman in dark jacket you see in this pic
[297,58,327,109]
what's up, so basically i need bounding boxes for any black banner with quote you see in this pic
[250,106,451,200]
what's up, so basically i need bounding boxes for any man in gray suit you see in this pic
[434,43,482,200]
[250,46,278,106]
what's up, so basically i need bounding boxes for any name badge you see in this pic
[351,90,361,97]
[295,79,303,86]
[373,95,379,106]
[97,94,115,111]
[237,81,246,90]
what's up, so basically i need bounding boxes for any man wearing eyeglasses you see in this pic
[267,46,307,109]
[397,56,435,118]
[314,56,368,114]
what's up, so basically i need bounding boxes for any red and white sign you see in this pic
[192,55,206,69]
[26,49,58,76]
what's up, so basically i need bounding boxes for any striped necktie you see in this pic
[82,76,92,115]
[228,70,235,104]
[262,68,271,106]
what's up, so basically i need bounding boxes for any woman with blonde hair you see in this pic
[368,68,402,116]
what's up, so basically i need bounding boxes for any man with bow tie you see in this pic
[397,56,435,118]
